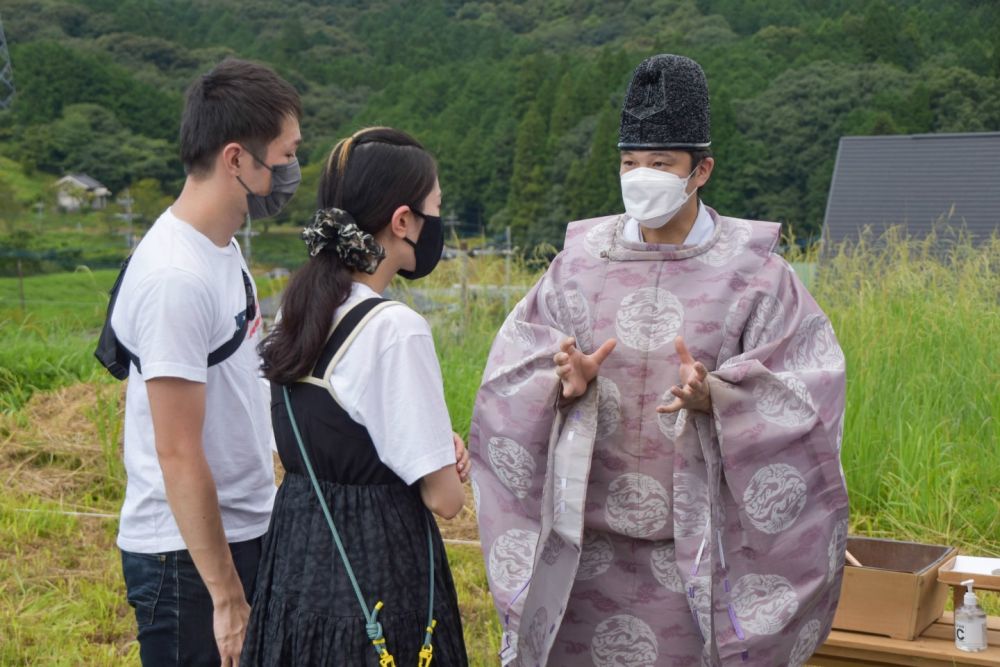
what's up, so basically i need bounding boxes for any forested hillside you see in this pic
[1,0,998,248]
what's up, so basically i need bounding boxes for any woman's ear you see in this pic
[389,205,414,240]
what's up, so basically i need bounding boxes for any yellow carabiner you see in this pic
[418,619,437,667]
[378,649,397,667]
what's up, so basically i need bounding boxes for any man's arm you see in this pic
[146,377,249,667]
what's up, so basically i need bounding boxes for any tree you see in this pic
[506,105,550,245]
[565,104,620,223]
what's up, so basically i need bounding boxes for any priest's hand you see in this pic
[554,336,616,400]
[657,336,712,414]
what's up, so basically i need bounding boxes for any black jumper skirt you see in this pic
[242,298,468,666]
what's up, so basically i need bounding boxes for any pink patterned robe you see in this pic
[470,210,849,666]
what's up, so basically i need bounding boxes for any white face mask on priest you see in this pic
[619,150,714,229]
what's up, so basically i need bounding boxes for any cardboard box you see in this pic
[832,536,957,640]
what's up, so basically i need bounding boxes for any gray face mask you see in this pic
[237,149,301,220]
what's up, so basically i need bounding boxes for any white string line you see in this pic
[15,508,116,518]
[13,508,484,547]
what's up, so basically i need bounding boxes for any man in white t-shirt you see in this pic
[112,59,301,667]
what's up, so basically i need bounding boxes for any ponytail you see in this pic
[259,251,352,384]
[259,126,437,385]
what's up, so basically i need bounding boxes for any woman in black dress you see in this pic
[243,127,470,666]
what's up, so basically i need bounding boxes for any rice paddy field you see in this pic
[0,226,997,664]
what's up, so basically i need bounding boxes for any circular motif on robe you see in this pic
[751,372,816,428]
[548,288,594,352]
[657,406,687,441]
[540,534,565,566]
[605,473,671,538]
[577,531,615,581]
[471,478,481,515]
[488,528,539,594]
[591,614,659,667]
[689,575,713,637]
[742,463,807,534]
[488,436,536,500]
[584,219,618,259]
[827,518,848,584]
[696,218,752,268]
[674,472,711,538]
[784,313,845,371]
[524,605,549,660]
[614,287,684,352]
[789,619,823,667]
[732,573,799,636]
[595,377,622,439]
[649,541,684,593]
[487,361,537,398]
[540,281,592,345]
[718,298,751,363]
[743,295,786,351]
[499,299,536,348]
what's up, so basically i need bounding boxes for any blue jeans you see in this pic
[120,537,262,667]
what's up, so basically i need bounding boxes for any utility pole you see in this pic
[504,225,512,310]
[16,250,25,312]
[242,214,253,268]
[117,188,136,250]
[0,13,14,110]
[444,211,459,245]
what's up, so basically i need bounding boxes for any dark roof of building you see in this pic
[822,132,1000,247]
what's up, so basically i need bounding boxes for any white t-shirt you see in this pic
[112,209,274,553]
[325,282,456,485]
[623,200,714,245]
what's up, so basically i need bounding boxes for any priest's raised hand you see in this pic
[657,335,712,414]
[553,336,616,399]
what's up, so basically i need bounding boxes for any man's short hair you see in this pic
[688,147,713,170]
[180,58,302,175]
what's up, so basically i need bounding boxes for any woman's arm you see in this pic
[419,432,468,519]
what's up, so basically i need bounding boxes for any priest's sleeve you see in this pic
[698,253,850,665]
[469,266,588,648]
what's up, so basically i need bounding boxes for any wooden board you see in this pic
[811,614,1000,667]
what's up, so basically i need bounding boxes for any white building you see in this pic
[56,174,111,212]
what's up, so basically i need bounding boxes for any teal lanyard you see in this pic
[282,386,438,666]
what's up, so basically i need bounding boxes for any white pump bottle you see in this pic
[955,578,988,652]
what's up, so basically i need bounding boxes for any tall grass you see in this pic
[809,228,1000,554]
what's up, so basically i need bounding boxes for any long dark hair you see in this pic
[260,127,437,384]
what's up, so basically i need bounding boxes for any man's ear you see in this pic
[221,142,244,177]
[389,205,414,239]
[694,157,715,188]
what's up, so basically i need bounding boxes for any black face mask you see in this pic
[398,209,444,280]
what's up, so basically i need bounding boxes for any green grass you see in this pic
[0,268,117,412]
[0,157,55,206]
[1,228,998,662]
[0,497,139,666]
[811,230,1000,555]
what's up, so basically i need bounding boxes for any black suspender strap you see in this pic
[310,297,389,380]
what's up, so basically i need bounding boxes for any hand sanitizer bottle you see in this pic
[955,579,988,652]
